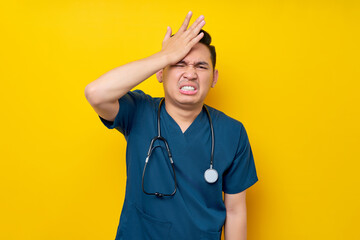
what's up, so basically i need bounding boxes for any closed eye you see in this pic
[173,63,185,67]
[196,65,208,69]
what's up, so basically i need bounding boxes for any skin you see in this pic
[224,190,247,240]
[156,42,219,132]
[85,11,248,240]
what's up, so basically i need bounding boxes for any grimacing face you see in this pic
[156,43,218,109]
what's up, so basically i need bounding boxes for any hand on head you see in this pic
[161,11,206,65]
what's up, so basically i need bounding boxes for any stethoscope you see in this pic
[142,98,218,198]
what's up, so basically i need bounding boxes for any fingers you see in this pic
[187,31,204,48]
[186,15,205,36]
[177,11,193,33]
[176,12,205,39]
[163,26,172,43]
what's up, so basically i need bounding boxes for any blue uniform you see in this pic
[99,90,258,240]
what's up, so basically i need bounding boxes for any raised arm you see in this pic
[84,11,206,121]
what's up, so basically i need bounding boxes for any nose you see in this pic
[183,66,198,80]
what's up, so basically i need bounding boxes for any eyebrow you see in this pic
[177,60,210,66]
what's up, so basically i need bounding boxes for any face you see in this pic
[157,43,218,110]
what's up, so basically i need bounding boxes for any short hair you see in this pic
[198,29,216,69]
[171,29,216,69]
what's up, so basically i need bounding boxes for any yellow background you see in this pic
[1,0,359,239]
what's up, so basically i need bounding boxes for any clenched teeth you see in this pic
[181,86,195,91]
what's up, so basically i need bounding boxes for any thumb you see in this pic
[163,26,172,42]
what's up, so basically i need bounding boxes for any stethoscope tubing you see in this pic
[141,98,216,198]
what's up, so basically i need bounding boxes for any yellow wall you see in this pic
[1,0,359,239]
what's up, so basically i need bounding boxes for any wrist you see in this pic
[154,50,174,67]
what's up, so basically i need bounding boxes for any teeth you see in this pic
[181,86,195,91]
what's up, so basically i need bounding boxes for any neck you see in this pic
[164,99,203,133]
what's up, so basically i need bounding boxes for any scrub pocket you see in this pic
[119,202,172,240]
[200,230,222,240]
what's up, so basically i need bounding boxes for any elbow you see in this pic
[225,201,247,216]
[226,207,247,217]
[85,83,102,106]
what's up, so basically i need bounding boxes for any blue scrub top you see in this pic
[99,90,258,240]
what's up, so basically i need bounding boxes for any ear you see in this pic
[211,69,219,88]
[156,69,163,83]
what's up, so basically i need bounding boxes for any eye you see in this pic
[174,63,185,67]
[197,65,208,69]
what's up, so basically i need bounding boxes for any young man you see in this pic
[85,11,258,240]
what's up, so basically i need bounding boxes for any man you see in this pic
[85,11,258,240]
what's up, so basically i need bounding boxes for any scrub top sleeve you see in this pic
[98,90,143,136]
[223,124,258,194]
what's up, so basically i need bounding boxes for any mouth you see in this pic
[178,79,199,95]
[179,85,198,95]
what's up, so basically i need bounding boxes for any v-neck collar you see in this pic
[161,101,205,136]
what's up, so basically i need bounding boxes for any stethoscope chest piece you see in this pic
[204,168,218,184]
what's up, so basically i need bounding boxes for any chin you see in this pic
[176,95,203,106]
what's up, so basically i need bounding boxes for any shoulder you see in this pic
[125,89,162,108]
[126,89,155,102]
[205,104,244,132]
[204,104,249,152]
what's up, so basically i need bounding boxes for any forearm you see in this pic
[85,12,205,107]
[224,210,247,240]
[85,51,169,105]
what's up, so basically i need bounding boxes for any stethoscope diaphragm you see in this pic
[204,168,218,184]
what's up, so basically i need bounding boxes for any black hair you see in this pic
[198,29,216,69]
